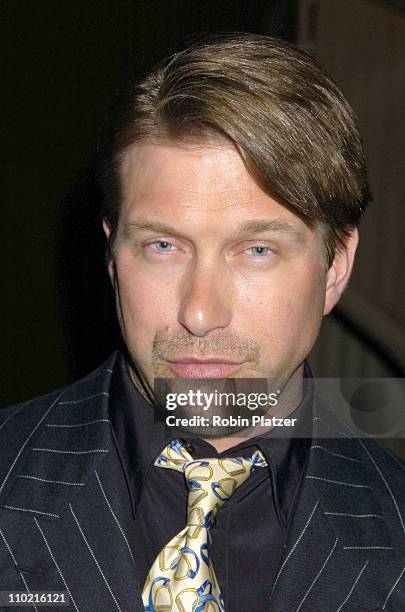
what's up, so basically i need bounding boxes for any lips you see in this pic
[168,357,245,378]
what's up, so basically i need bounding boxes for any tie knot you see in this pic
[155,439,267,527]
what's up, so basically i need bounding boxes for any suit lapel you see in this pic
[269,399,402,611]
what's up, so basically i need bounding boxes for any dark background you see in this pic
[3,0,405,410]
[2,0,297,406]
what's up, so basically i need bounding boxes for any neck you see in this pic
[202,365,305,452]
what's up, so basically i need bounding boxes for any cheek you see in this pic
[234,264,325,345]
[115,256,179,343]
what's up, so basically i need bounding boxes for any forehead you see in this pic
[118,140,318,242]
[120,139,252,201]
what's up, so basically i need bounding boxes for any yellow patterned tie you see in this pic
[142,438,267,612]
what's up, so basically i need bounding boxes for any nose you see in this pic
[177,261,232,337]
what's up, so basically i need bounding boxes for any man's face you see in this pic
[105,140,340,392]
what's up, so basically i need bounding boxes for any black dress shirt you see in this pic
[109,353,313,611]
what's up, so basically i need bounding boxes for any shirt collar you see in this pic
[109,352,313,525]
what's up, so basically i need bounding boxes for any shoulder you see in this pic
[359,436,405,495]
[360,436,405,470]
[313,395,405,501]
[0,352,119,439]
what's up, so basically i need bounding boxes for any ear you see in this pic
[102,219,116,285]
[323,228,359,315]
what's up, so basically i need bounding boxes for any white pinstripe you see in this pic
[58,392,109,405]
[0,392,64,495]
[324,512,383,519]
[382,566,405,610]
[306,476,372,489]
[343,546,393,550]
[296,537,338,611]
[46,419,111,428]
[31,448,109,455]
[0,528,38,612]
[336,560,369,611]
[271,501,319,595]
[356,437,405,536]
[69,504,122,611]
[95,471,135,567]
[18,475,84,486]
[34,518,80,612]
[3,505,60,519]
[310,445,362,463]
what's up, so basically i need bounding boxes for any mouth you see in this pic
[167,356,246,378]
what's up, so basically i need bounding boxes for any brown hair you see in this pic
[98,34,370,266]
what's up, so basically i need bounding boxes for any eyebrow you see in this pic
[122,221,179,237]
[236,219,305,241]
[122,218,306,242]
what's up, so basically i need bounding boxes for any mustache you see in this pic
[152,330,260,362]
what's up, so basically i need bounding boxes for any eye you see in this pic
[246,246,272,257]
[149,241,175,252]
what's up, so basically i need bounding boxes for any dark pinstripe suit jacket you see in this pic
[0,352,404,611]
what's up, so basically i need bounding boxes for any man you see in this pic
[0,35,404,612]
